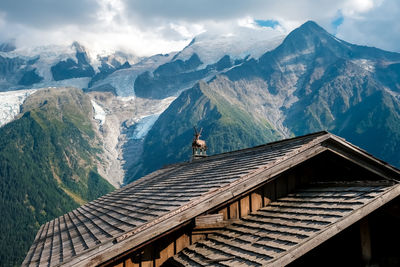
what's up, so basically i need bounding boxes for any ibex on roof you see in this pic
[192,126,207,157]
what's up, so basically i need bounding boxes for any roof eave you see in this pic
[266,183,400,267]
[323,134,400,181]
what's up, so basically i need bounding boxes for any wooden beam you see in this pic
[324,139,400,182]
[195,214,224,228]
[359,218,372,265]
[229,201,239,220]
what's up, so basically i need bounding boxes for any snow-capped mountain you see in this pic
[0,26,285,97]
[0,42,94,90]
[87,53,176,96]
[0,42,140,93]
[174,27,284,66]
[88,26,285,97]
[131,27,285,99]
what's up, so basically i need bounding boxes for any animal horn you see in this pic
[199,128,203,135]
[193,126,198,134]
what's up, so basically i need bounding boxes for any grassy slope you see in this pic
[0,88,114,266]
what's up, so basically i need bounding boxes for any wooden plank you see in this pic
[228,224,305,245]
[270,201,361,211]
[208,234,279,259]
[262,206,349,217]
[37,220,53,266]
[234,220,313,238]
[155,239,174,266]
[256,210,335,223]
[244,215,326,230]
[176,233,190,254]
[125,254,141,267]
[177,244,230,266]
[214,230,293,252]
[195,213,224,227]
[201,238,271,265]
[251,189,263,212]
[218,208,228,221]
[279,196,371,204]
[240,195,250,218]
[191,233,206,244]
[229,201,239,219]
[359,218,372,264]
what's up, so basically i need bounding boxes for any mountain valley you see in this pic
[1,20,400,266]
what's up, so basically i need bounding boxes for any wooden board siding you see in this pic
[240,195,250,218]
[229,201,239,220]
[175,233,190,254]
[125,257,139,267]
[155,240,174,267]
[251,189,263,212]
[218,207,228,221]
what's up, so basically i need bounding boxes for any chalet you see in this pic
[23,131,400,266]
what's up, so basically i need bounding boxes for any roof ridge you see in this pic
[161,131,330,168]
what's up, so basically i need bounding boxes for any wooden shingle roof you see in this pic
[168,182,400,266]
[22,131,400,266]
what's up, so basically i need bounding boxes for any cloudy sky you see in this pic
[0,0,398,56]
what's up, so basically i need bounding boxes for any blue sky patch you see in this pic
[255,19,280,28]
[332,11,344,29]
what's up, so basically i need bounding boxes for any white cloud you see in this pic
[0,0,398,56]
[336,0,400,52]
[342,0,379,16]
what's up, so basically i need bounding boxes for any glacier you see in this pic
[130,114,160,140]
[91,99,106,126]
[0,89,37,127]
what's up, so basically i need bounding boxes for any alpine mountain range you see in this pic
[1,21,400,265]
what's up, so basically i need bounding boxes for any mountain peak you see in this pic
[72,41,87,53]
[262,20,347,59]
[300,20,323,30]
[294,20,331,37]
